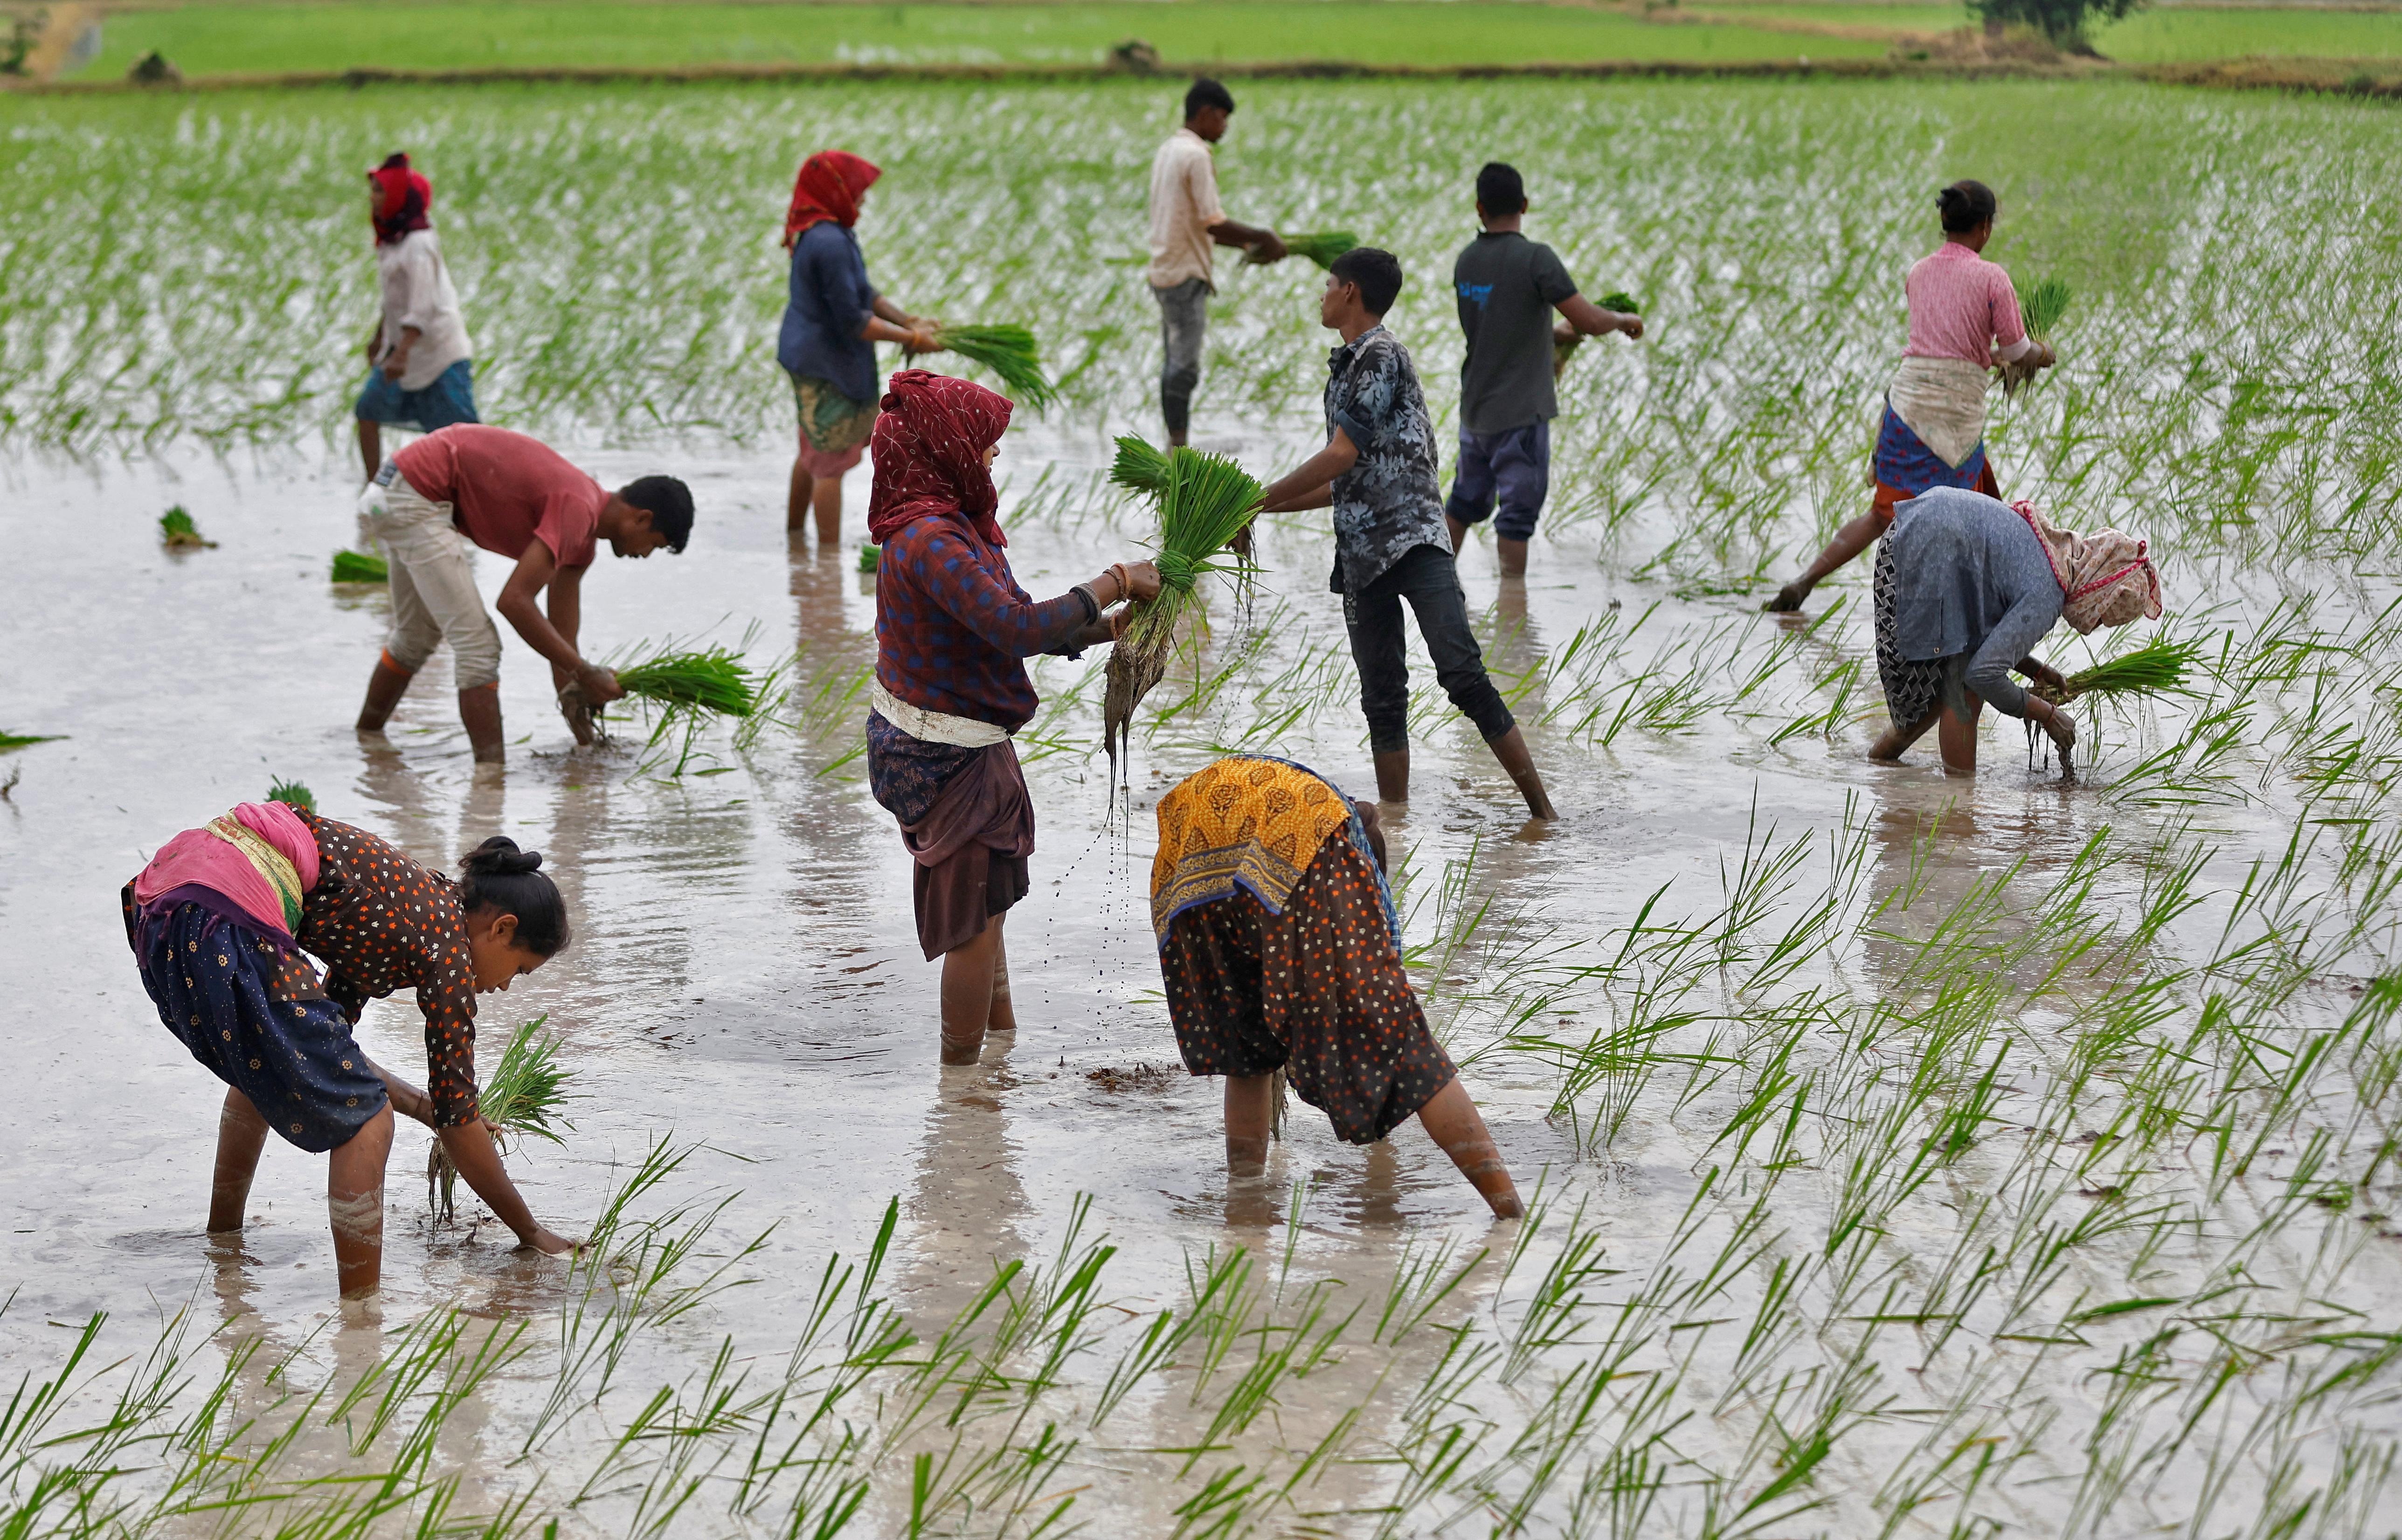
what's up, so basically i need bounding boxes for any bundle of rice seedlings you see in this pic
[331,548,388,583]
[429,1015,574,1221]
[1102,449,1263,768]
[1108,434,1174,499]
[1557,291,1641,375]
[572,643,763,775]
[0,732,63,753]
[931,324,1058,408]
[2031,636,2200,705]
[1279,231,1358,270]
[2021,276,2072,337]
[1599,290,1641,314]
[159,505,215,549]
[265,777,316,811]
[857,542,880,575]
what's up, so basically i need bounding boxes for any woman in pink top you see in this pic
[1768,180,2057,614]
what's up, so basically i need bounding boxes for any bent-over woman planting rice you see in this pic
[780,149,940,544]
[865,370,1161,1064]
[1151,757,1523,1217]
[1869,487,2162,775]
[1768,180,2057,615]
[123,806,579,1297]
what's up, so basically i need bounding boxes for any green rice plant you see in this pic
[1108,433,1173,499]
[1280,230,1359,269]
[264,776,315,811]
[158,504,214,549]
[2036,636,2203,704]
[330,547,388,583]
[429,1015,573,1221]
[592,643,764,775]
[1598,290,1640,314]
[2021,276,2073,337]
[1101,447,1261,768]
[931,323,1057,408]
[856,542,879,574]
[0,732,62,753]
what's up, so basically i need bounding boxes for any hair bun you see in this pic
[461,836,544,878]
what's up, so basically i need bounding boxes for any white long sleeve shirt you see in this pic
[375,228,473,390]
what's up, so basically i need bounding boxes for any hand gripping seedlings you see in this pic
[2029,635,2200,705]
[566,642,762,774]
[429,1015,574,1221]
[1101,448,1264,772]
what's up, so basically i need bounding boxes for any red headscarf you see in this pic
[782,150,881,249]
[367,152,431,246]
[867,371,1013,548]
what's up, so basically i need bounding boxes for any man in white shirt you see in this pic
[1146,78,1287,446]
[355,153,479,481]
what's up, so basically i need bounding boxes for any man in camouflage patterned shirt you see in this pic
[1256,248,1557,821]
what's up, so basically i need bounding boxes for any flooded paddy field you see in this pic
[4,76,2402,1536]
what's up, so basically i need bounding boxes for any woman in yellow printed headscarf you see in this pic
[1151,756,1522,1217]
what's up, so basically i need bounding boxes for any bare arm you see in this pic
[862,313,937,352]
[1211,218,1287,263]
[494,541,623,704]
[1257,427,1359,514]
[1556,293,1642,340]
[437,1121,577,1255]
[368,1057,438,1128]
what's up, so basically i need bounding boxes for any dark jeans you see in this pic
[1341,543,1516,755]
[1153,277,1208,435]
[1444,419,1550,542]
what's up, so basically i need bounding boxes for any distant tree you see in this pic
[1971,0,2147,52]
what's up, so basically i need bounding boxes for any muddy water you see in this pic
[1,417,2389,1531]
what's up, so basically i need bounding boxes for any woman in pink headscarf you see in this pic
[777,150,939,544]
[864,370,1162,1065]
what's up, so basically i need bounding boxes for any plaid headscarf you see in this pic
[367,152,431,246]
[2014,500,2164,635]
[782,150,881,249]
[866,370,1012,548]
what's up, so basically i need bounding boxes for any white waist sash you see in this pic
[1886,355,1991,470]
[871,679,1010,749]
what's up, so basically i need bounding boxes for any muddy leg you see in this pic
[1415,1077,1522,1218]
[357,419,382,484]
[986,916,1017,1035]
[1870,707,1944,762]
[210,1089,270,1234]
[1225,1074,1276,1171]
[1373,747,1410,804]
[813,473,845,548]
[1937,693,1985,775]
[1496,538,1530,579]
[326,1105,395,1299]
[1486,725,1556,821]
[356,654,413,732]
[787,456,814,534]
[1445,514,1469,554]
[939,921,1003,1064]
[458,682,505,764]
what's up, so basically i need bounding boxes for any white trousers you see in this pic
[361,468,504,691]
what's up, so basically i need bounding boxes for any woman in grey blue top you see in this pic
[778,150,939,544]
[1871,486,2163,773]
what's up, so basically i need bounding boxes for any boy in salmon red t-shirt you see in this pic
[354,424,695,763]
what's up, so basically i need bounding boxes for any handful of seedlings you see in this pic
[1556,291,1641,376]
[265,777,316,811]
[931,324,1058,408]
[159,505,215,549]
[429,1015,573,1222]
[2002,276,2071,397]
[331,549,388,583]
[2029,635,2199,706]
[1274,231,1359,270]
[1102,448,1263,770]
[567,643,764,775]
[1108,433,1173,498]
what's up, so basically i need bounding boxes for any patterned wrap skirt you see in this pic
[1873,539,1959,731]
[1870,405,2000,526]
[124,887,389,1152]
[789,370,878,479]
[1160,833,1454,1145]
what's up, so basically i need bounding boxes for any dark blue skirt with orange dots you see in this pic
[122,886,390,1153]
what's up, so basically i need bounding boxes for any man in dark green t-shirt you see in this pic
[1447,162,1642,576]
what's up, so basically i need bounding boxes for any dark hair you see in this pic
[458,837,572,957]
[1329,246,1404,317]
[1937,179,1997,235]
[1475,161,1526,216]
[1184,77,1235,119]
[619,475,693,553]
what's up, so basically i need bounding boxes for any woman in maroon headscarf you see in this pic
[778,150,938,544]
[866,370,1162,1064]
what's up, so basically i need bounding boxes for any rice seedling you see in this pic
[1108,432,1173,498]
[265,776,315,810]
[930,323,1058,408]
[588,642,764,776]
[2021,275,2073,337]
[856,542,879,574]
[1101,447,1261,769]
[0,731,62,752]
[428,1014,573,1221]
[2034,635,2204,704]
[1277,230,1358,270]
[330,547,388,583]
[157,504,214,548]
